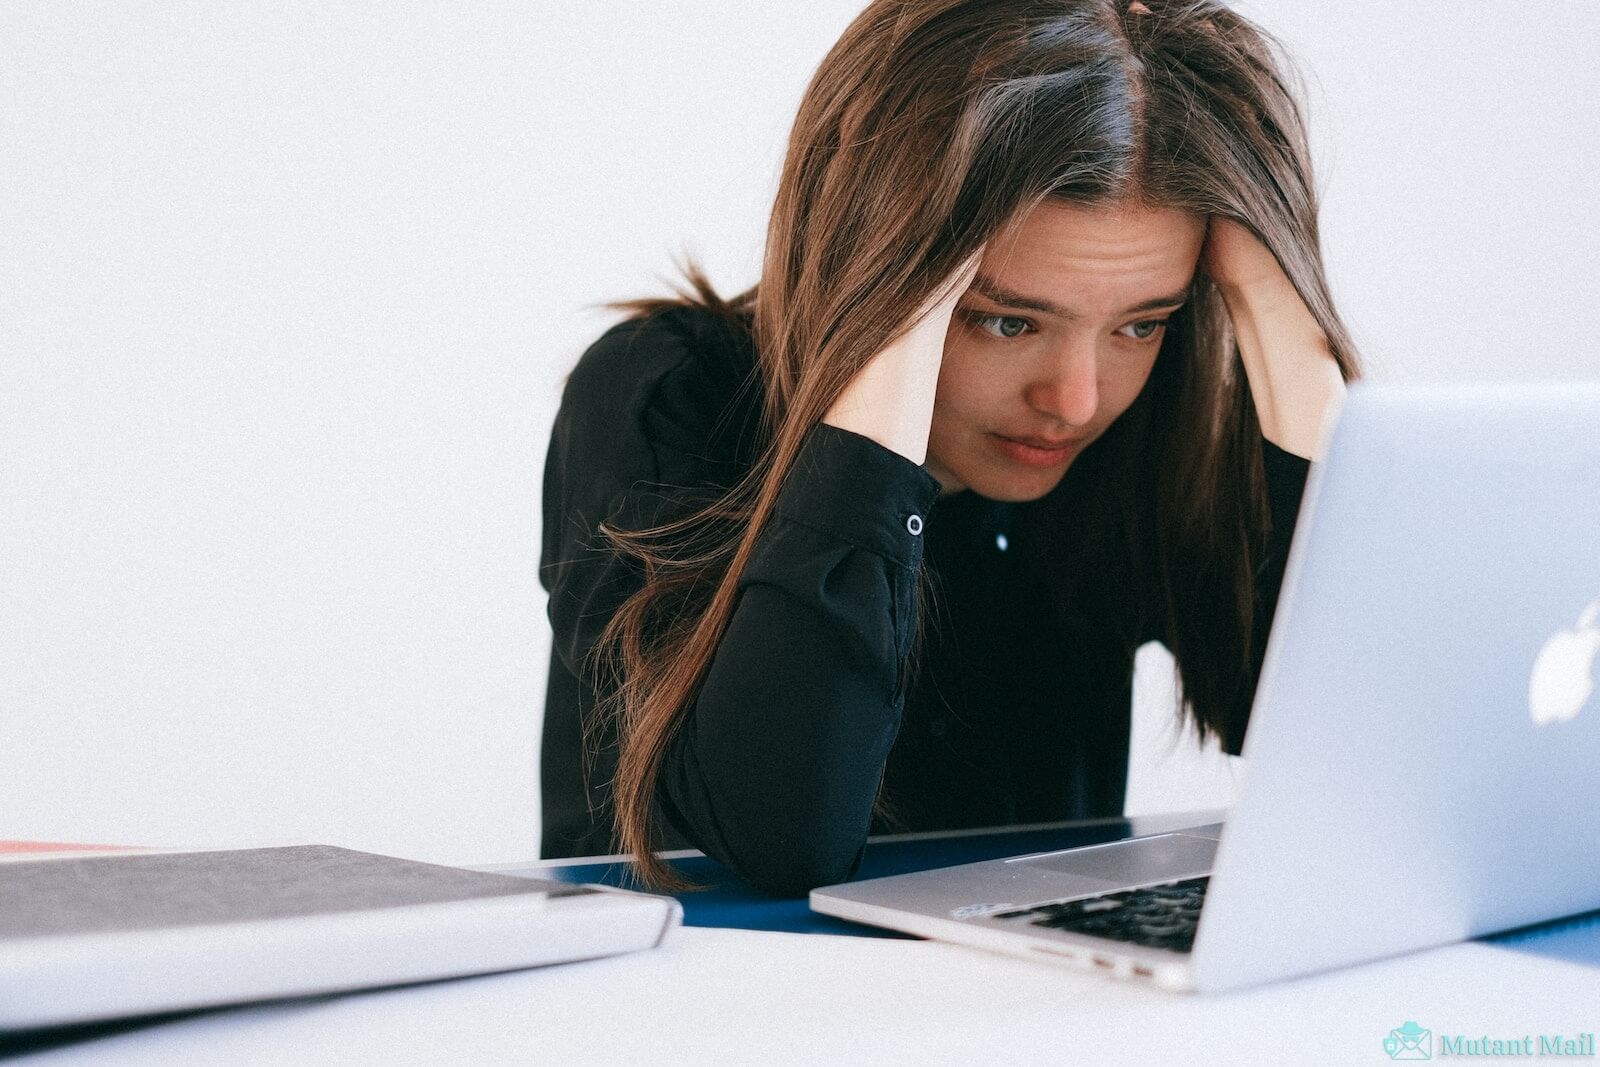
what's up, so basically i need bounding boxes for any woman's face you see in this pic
[925,197,1207,501]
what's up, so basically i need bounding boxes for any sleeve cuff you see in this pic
[1261,437,1312,518]
[1261,436,1312,476]
[1258,435,1313,579]
[773,423,942,569]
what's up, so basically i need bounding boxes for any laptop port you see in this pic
[1133,965,1154,977]
[1092,956,1114,969]
[1028,945,1089,968]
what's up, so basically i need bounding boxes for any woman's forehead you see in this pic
[979,199,1205,312]
[997,198,1205,258]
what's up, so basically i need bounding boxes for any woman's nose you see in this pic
[1024,347,1098,428]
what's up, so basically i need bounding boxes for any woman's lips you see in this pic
[990,432,1084,467]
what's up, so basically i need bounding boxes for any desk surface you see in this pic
[483,807,1232,937]
[8,809,1600,1066]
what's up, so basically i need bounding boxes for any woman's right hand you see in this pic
[821,248,984,466]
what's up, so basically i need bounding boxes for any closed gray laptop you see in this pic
[0,844,680,1030]
[812,380,1600,992]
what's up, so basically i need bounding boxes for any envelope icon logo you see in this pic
[1384,1021,1432,1060]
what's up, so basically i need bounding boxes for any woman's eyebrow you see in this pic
[968,274,1188,320]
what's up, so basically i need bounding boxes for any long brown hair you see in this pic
[584,0,1362,890]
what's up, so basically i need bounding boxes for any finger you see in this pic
[915,247,985,321]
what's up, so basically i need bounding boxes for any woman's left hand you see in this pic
[1202,216,1291,297]
[1201,217,1347,462]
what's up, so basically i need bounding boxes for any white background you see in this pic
[3,2,1596,865]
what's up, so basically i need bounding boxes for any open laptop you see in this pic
[812,379,1600,993]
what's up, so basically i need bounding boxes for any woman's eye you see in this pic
[968,313,1034,340]
[1117,319,1169,342]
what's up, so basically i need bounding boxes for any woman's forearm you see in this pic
[657,423,939,896]
[1217,276,1347,463]
[821,322,947,465]
[822,252,983,466]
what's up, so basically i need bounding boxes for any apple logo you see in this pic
[1529,600,1600,726]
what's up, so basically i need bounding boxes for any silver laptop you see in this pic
[0,845,680,1032]
[812,380,1600,993]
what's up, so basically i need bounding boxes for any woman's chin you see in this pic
[944,460,1074,503]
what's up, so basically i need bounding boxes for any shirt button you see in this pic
[995,532,1009,552]
[905,514,923,536]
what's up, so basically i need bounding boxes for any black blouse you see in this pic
[540,304,1312,895]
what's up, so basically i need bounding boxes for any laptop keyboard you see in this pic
[993,875,1209,953]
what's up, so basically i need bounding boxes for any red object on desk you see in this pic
[0,841,145,854]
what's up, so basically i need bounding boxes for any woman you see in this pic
[541,0,1359,895]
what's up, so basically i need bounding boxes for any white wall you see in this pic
[3,2,1595,864]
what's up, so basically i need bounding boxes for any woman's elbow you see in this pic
[725,836,867,897]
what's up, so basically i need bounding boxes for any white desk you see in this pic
[19,908,1600,1065]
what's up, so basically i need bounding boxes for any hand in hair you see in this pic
[821,249,984,466]
[1201,216,1294,297]
[1203,217,1347,462]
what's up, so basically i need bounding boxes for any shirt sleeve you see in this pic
[541,314,940,896]
[657,424,939,895]
[1231,437,1314,755]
